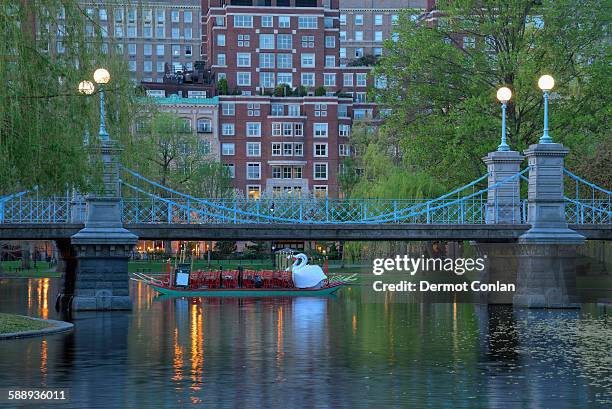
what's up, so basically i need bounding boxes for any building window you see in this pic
[339,124,350,137]
[325,56,335,67]
[298,16,317,29]
[172,27,179,39]
[277,73,292,87]
[156,61,164,72]
[143,43,152,56]
[325,36,335,48]
[340,48,346,59]
[287,105,300,117]
[222,103,235,116]
[272,123,282,136]
[301,53,315,68]
[247,122,261,137]
[237,53,251,67]
[301,35,314,48]
[156,44,164,56]
[259,34,274,49]
[339,31,346,41]
[313,185,328,198]
[247,185,261,199]
[343,73,353,87]
[339,144,350,156]
[278,16,290,28]
[262,15,273,27]
[171,10,179,22]
[283,143,293,155]
[282,123,293,137]
[272,143,282,156]
[338,104,349,117]
[301,73,315,87]
[197,118,212,133]
[463,36,476,48]
[247,163,261,180]
[277,34,292,49]
[144,61,152,72]
[222,123,235,136]
[185,11,192,23]
[294,123,304,137]
[355,31,363,41]
[272,167,282,179]
[172,44,180,57]
[391,14,398,25]
[217,53,226,65]
[340,14,346,25]
[224,164,235,178]
[314,163,328,180]
[259,53,275,68]
[247,142,261,157]
[356,73,367,87]
[128,43,136,55]
[314,123,328,137]
[374,31,383,42]
[237,34,250,47]
[314,104,327,117]
[248,103,261,117]
[323,73,336,87]
[271,104,284,116]
[184,27,192,39]
[283,167,292,179]
[277,53,292,69]
[294,167,302,179]
[156,25,164,38]
[355,48,364,58]
[260,72,275,88]
[234,15,253,28]
[222,143,235,155]
[217,34,226,46]
[375,14,383,25]
[314,143,328,157]
[374,47,382,57]
[185,45,192,57]
[355,92,367,103]
[355,14,363,25]
[237,72,251,86]
[294,142,303,155]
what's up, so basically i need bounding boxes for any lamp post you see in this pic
[93,68,111,141]
[537,74,555,144]
[496,87,512,151]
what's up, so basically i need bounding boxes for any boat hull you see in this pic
[147,282,346,297]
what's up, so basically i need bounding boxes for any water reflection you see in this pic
[0,278,609,408]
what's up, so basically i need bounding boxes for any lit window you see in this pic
[247,185,261,199]
[314,186,328,198]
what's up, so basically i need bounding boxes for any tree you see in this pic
[217,77,229,95]
[374,0,611,187]
[314,86,327,96]
[214,241,237,258]
[0,1,139,195]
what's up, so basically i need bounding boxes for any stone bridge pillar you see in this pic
[515,143,585,308]
[482,150,524,223]
[67,140,138,311]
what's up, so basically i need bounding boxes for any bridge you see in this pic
[1,122,610,311]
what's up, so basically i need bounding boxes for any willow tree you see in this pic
[0,1,138,195]
[374,0,611,187]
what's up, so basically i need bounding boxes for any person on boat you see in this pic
[287,253,327,289]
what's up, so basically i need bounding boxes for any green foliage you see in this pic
[274,83,293,97]
[314,86,327,96]
[294,85,308,97]
[217,77,229,95]
[214,241,237,257]
[244,241,270,259]
[0,1,137,194]
[348,54,378,67]
[374,0,612,187]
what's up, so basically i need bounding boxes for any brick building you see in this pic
[199,0,375,198]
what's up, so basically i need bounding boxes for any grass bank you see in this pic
[0,313,52,334]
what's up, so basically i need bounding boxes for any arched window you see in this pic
[197,118,212,133]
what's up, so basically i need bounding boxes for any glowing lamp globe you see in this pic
[78,80,95,95]
[538,75,554,91]
[496,87,512,103]
[93,68,111,84]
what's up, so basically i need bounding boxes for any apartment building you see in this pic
[199,0,375,198]
[339,0,428,63]
[79,1,202,82]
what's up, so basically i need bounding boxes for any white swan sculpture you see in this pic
[288,253,327,289]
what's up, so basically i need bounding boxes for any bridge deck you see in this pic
[0,224,610,241]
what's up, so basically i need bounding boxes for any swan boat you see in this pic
[134,253,356,297]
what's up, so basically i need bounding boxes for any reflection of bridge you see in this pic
[1,138,610,311]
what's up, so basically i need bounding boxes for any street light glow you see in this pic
[93,68,111,84]
[78,80,95,95]
[538,75,554,91]
[496,87,512,103]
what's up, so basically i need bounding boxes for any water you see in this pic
[0,278,610,408]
